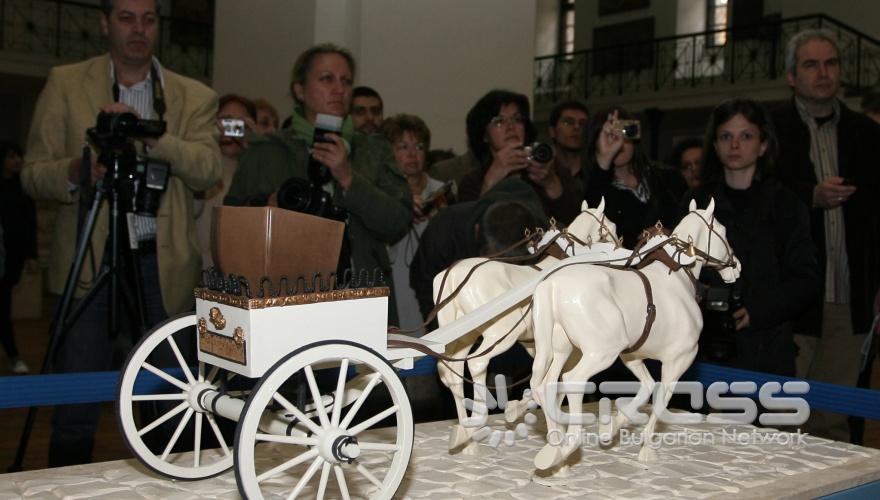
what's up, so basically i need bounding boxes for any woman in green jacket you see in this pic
[224,44,412,322]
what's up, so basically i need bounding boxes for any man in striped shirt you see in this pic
[772,29,880,443]
[22,0,220,466]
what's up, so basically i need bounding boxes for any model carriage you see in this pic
[117,206,434,499]
[116,201,739,498]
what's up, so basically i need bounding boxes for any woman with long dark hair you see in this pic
[456,89,582,224]
[687,98,820,376]
[586,107,687,246]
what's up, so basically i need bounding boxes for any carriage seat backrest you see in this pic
[210,206,345,290]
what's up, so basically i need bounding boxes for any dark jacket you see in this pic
[771,99,880,336]
[409,177,547,321]
[225,128,412,323]
[0,174,38,285]
[686,179,821,376]
[456,162,584,226]
[586,164,687,248]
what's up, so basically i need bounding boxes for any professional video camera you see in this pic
[87,112,170,247]
[86,112,171,217]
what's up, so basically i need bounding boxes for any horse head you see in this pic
[566,198,619,248]
[675,198,741,282]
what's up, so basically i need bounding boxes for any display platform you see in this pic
[3,404,879,499]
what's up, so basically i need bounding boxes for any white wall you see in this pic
[357,0,536,152]
[213,0,536,153]
[213,0,316,119]
[676,0,705,35]
[535,0,561,57]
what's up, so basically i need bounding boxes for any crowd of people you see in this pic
[2,0,878,466]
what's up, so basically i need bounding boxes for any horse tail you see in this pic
[529,279,556,406]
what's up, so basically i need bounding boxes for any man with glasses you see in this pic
[548,100,589,179]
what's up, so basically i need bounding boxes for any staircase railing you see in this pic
[534,13,880,106]
[0,0,212,81]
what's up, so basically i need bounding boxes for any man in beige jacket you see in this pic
[22,0,220,466]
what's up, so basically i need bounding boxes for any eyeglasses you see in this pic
[560,117,588,129]
[489,114,525,128]
[393,141,426,153]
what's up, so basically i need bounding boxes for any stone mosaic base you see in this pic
[2,407,879,499]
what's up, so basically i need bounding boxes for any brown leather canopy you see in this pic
[211,206,344,287]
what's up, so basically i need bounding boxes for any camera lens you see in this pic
[277,177,315,214]
[527,142,554,163]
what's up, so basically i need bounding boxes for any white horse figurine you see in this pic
[528,199,741,470]
[434,200,619,451]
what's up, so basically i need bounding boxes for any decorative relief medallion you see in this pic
[208,307,226,330]
[233,326,245,346]
[197,317,207,336]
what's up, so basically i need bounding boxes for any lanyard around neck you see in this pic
[112,62,166,121]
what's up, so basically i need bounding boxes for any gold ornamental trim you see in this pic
[193,287,390,310]
[199,327,246,365]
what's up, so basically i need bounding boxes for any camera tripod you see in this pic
[9,149,149,472]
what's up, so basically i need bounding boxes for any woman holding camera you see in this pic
[686,98,820,376]
[586,107,687,247]
[456,89,582,225]
[381,114,447,330]
[224,44,411,322]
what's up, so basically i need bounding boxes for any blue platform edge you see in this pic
[2,359,878,419]
[818,480,880,499]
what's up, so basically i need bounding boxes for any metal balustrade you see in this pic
[0,0,212,82]
[534,14,880,107]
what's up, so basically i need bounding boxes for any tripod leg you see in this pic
[8,188,107,473]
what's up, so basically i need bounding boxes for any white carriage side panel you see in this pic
[197,296,388,378]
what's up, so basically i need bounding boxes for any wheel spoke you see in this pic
[205,365,220,384]
[358,441,400,452]
[193,412,202,467]
[142,362,190,392]
[256,448,318,483]
[316,462,332,499]
[254,433,318,446]
[286,455,323,500]
[340,373,381,430]
[198,361,205,383]
[356,462,383,489]
[334,464,351,500]
[138,401,188,436]
[161,407,194,460]
[347,404,399,436]
[304,365,331,428]
[165,335,196,385]
[132,393,188,402]
[205,413,231,457]
[331,359,350,427]
[273,393,323,436]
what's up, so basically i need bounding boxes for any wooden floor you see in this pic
[1,294,878,473]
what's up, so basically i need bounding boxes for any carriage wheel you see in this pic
[117,313,242,479]
[234,340,414,500]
